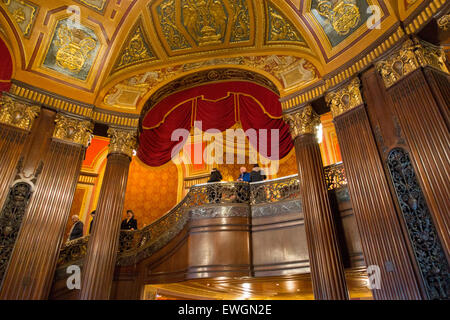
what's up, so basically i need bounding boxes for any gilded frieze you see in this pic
[375,39,448,88]
[310,0,369,47]
[325,78,363,118]
[0,96,40,131]
[113,20,156,73]
[266,2,304,44]
[43,19,100,81]
[181,0,228,46]
[157,0,192,51]
[283,105,321,139]
[53,114,93,147]
[1,0,38,38]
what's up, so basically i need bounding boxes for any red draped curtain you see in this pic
[0,37,12,92]
[139,82,294,167]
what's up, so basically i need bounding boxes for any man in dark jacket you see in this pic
[89,210,96,234]
[68,215,84,241]
[250,165,267,183]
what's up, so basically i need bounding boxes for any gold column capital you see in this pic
[326,78,363,118]
[437,14,449,31]
[375,38,448,88]
[53,114,93,147]
[284,105,321,139]
[107,127,137,158]
[0,96,40,131]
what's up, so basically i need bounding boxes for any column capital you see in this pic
[326,78,363,118]
[53,113,93,147]
[107,127,137,158]
[284,105,320,140]
[375,38,448,88]
[437,14,449,31]
[0,96,40,131]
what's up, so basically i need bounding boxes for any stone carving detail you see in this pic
[0,96,40,131]
[107,128,137,158]
[53,114,93,147]
[0,159,43,286]
[113,22,155,72]
[284,105,321,139]
[317,0,361,36]
[376,39,448,88]
[267,2,303,43]
[326,78,363,118]
[387,148,450,299]
[229,0,250,42]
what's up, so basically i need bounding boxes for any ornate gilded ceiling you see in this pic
[0,0,437,119]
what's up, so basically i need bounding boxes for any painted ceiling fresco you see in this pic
[0,0,432,116]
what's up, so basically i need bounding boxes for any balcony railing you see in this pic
[57,163,347,268]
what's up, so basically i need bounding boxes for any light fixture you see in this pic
[316,124,323,144]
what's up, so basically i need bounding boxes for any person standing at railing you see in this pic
[237,167,250,182]
[88,210,96,234]
[121,210,138,231]
[67,215,84,241]
[207,168,223,203]
[250,164,266,182]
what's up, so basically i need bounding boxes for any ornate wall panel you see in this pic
[73,0,108,14]
[265,1,305,44]
[0,0,38,38]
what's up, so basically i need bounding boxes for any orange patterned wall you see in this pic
[123,158,180,228]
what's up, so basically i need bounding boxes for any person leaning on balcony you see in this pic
[121,210,138,231]
[250,164,266,183]
[68,215,84,241]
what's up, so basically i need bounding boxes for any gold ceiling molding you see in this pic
[74,0,107,14]
[107,127,137,158]
[265,1,305,44]
[0,0,39,38]
[375,38,448,88]
[53,113,94,147]
[404,0,446,34]
[281,26,406,111]
[104,54,318,111]
[283,105,321,139]
[112,18,157,74]
[325,78,363,118]
[0,95,40,131]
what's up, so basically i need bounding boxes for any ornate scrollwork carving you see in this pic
[387,148,450,299]
[250,175,300,205]
[375,39,448,88]
[0,96,40,131]
[326,78,363,118]
[57,236,89,267]
[53,114,93,147]
[283,105,321,139]
[107,128,137,158]
[317,0,361,36]
[267,3,303,42]
[324,162,347,190]
[437,14,450,31]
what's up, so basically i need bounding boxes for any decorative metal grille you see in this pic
[324,162,347,190]
[250,174,300,205]
[387,148,450,300]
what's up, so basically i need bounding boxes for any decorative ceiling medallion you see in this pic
[156,0,192,51]
[181,0,228,47]
[229,0,250,42]
[266,2,304,44]
[73,0,107,14]
[1,0,39,38]
[112,19,156,73]
[310,0,369,47]
[43,19,100,81]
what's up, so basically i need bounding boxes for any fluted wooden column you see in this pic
[0,96,40,205]
[375,39,450,261]
[284,106,348,300]
[327,78,425,300]
[0,113,92,299]
[80,128,136,300]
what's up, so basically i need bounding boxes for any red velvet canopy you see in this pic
[138,81,294,167]
[0,38,12,92]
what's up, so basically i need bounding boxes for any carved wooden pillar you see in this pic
[327,78,426,300]
[284,106,348,300]
[80,128,136,300]
[0,96,39,206]
[0,114,92,300]
[373,38,450,299]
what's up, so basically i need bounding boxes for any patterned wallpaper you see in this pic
[123,158,179,228]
